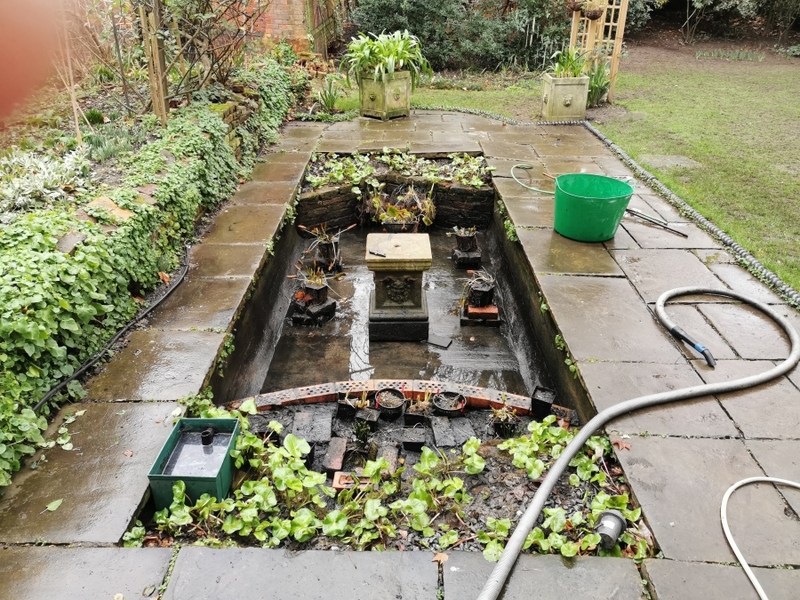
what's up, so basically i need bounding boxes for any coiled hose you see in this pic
[476,287,800,600]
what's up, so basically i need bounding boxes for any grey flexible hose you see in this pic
[475,287,800,600]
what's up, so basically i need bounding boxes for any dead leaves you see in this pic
[158,271,170,285]
[431,551,448,564]
[123,449,134,458]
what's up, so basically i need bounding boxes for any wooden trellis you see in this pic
[569,0,629,102]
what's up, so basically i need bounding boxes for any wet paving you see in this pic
[261,228,534,396]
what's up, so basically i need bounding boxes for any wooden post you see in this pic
[608,0,629,102]
[140,1,169,126]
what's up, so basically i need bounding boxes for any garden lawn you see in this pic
[595,53,800,292]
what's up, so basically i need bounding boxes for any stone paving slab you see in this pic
[487,156,547,179]
[660,304,738,361]
[260,149,313,163]
[502,197,554,229]
[230,180,298,205]
[593,155,637,177]
[493,176,552,199]
[86,330,225,400]
[746,440,800,516]
[603,224,640,250]
[147,275,251,330]
[698,303,799,359]
[635,192,692,223]
[292,405,335,443]
[202,204,287,245]
[517,229,624,276]
[612,249,728,303]
[188,242,266,277]
[693,359,800,439]
[623,220,722,250]
[162,547,438,600]
[538,156,606,175]
[538,275,685,363]
[0,547,173,600]
[615,436,800,564]
[704,262,786,304]
[250,161,306,184]
[579,361,736,437]
[642,558,800,600]
[443,552,643,599]
[0,402,180,544]
[529,135,608,157]
[479,140,538,162]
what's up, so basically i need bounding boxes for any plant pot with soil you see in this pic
[466,270,496,307]
[432,391,466,417]
[405,395,432,426]
[491,403,520,438]
[375,387,406,420]
[448,226,478,252]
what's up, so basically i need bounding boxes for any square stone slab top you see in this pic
[623,219,722,250]
[444,552,642,600]
[230,180,299,206]
[146,275,251,331]
[365,233,432,271]
[188,242,266,278]
[612,249,728,303]
[746,439,800,516]
[615,436,800,564]
[704,262,786,304]
[429,131,482,151]
[292,405,335,444]
[661,304,738,361]
[693,359,800,439]
[516,229,624,276]
[642,558,800,600]
[0,547,173,600]
[502,196,555,229]
[162,547,438,600]
[85,329,226,401]
[0,402,181,544]
[579,361,737,437]
[487,156,547,179]
[250,160,307,184]
[698,303,800,360]
[537,275,685,363]
[202,204,287,245]
[479,139,539,162]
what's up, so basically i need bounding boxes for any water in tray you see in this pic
[163,431,232,477]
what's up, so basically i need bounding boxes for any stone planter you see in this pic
[541,73,589,121]
[358,71,411,120]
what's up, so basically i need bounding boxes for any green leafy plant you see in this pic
[316,75,343,114]
[550,48,587,78]
[587,60,611,107]
[341,30,433,89]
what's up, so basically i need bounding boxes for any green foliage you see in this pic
[316,75,343,114]
[84,109,105,125]
[587,61,611,107]
[272,41,297,66]
[341,31,433,90]
[234,57,299,146]
[550,48,587,77]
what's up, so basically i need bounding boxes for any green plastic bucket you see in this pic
[554,174,634,242]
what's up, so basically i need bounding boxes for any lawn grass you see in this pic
[595,64,800,291]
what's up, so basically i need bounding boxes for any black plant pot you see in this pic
[455,234,478,252]
[493,420,518,439]
[432,392,466,417]
[468,283,495,307]
[376,388,405,420]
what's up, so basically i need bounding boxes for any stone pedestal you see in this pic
[366,233,432,341]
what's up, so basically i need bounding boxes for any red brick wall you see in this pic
[259,0,312,53]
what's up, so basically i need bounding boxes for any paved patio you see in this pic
[1,112,799,599]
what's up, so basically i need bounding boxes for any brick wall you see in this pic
[259,0,312,53]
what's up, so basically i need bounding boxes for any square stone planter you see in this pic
[541,73,589,121]
[358,71,411,120]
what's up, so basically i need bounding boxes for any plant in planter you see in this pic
[582,1,606,20]
[341,30,432,120]
[289,263,337,325]
[464,270,496,308]
[369,183,436,232]
[405,392,432,426]
[491,401,520,439]
[432,391,467,417]
[298,223,356,272]
[541,48,590,121]
[375,387,406,420]
[447,226,478,252]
